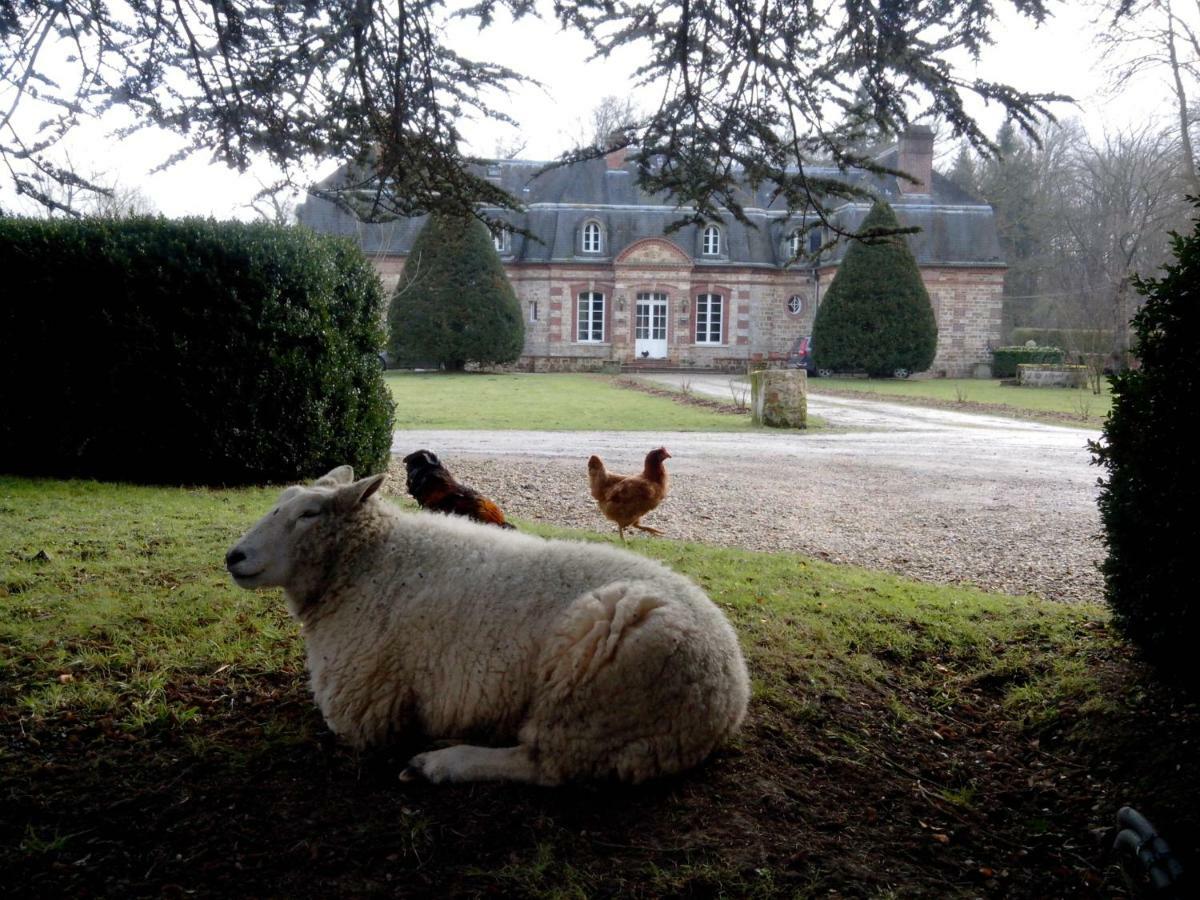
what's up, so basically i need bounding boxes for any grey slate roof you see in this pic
[295,148,1005,269]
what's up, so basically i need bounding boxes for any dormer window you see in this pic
[582,221,603,254]
[492,228,510,254]
[702,225,721,256]
[789,229,803,259]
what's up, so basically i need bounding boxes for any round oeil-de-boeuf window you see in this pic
[787,294,804,316]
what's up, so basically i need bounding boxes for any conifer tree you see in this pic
[947,144,979,196]
[811,200,938,377]
[388,215,524,370]
[1,2,1067,227]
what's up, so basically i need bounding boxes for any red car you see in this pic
[787,335,832,378]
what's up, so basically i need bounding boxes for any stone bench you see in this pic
[1016,363,1088,388]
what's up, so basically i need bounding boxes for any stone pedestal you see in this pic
[750,369,808,428]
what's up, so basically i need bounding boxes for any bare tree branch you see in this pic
[0,0,1077,237]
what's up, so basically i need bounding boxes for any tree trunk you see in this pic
[1113,278,1132,376]
[1166,1,1200,194]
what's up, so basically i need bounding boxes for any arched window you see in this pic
[702,225,721,256]
[582,221,603,253]
[789,229,803,258]
[492,228,510,254]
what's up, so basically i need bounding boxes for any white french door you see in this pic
[634,292,668,359]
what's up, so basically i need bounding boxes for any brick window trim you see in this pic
[692,283,732,345]
[628,284,673,347]
[627,282,675,297]
[570,281,615,343]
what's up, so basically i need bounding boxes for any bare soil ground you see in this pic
[5,637,1197,898]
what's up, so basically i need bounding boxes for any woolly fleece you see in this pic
[226,466,750,785]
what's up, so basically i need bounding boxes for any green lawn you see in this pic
[4,476,1195,896]
[810,376,1112,425]
[0,476,1094,730]
[386,372,755,430]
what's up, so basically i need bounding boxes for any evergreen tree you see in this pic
[811,200,938,377]
[388,215,524,371]
[947,144,979,196]
[977,122,1049,304]
[1,2,1066,227]
[1092,203,1200,688]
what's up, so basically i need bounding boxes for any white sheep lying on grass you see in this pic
[225,466,750,785]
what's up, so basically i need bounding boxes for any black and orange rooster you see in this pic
[587,447,671,542]
[402,449,515,529]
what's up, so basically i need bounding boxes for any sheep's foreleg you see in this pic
[401,744,550,785]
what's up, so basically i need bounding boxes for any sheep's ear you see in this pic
[316,465,355,487]
[334,473,386,513]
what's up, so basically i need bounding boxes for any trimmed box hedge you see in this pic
[1095,204,1200,688]
[991,345,1066,379]
[0,217,394,485]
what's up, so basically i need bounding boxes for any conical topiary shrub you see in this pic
[388,214,524,370]
[812,200,938,377]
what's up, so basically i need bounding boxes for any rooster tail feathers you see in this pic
[474,498,512,529]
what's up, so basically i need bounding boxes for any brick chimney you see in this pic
[896,125,934,195]
[605,146,629,170]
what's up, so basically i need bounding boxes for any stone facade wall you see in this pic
[504,244,819,370]
[370,251,1002,376]
[745,274,817,366]
[921,267,1004,377]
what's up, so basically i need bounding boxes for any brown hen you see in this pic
[587,447,671,542]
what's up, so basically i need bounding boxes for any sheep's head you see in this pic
[225,465,385,600]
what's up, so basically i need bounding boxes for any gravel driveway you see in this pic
[388,380,1106,605]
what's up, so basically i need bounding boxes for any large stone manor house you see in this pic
[296,127,1005,376]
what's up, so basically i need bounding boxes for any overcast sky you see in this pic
[1,2,1177,219]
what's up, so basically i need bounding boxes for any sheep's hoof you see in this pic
[402,750,448,783]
